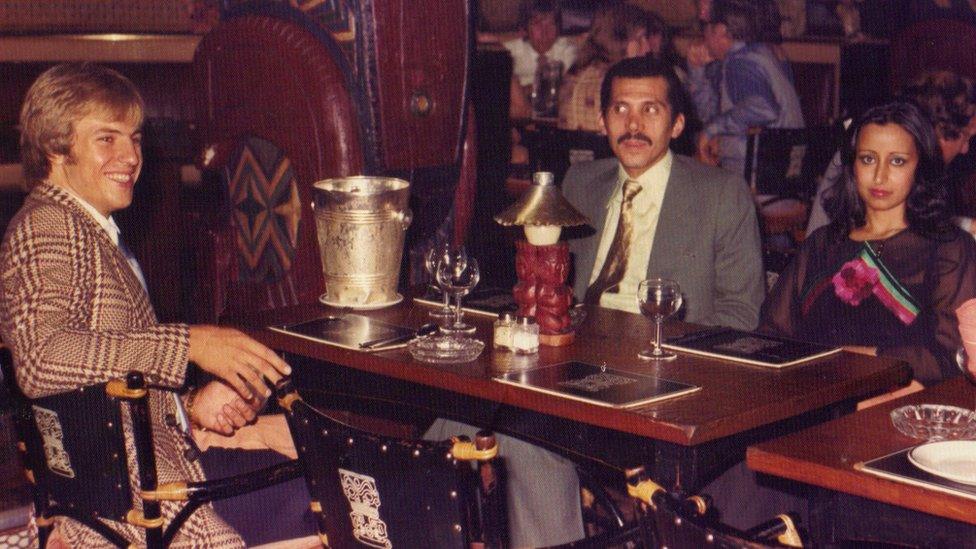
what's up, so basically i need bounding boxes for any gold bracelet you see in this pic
[183,386,204,431]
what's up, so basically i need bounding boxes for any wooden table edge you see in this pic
[256,327,703,444]
[746,444,976,526]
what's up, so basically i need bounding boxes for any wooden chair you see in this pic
[744,125,844,274]
[0,348,301,548]
[625,467,805,548]
[275,379,507,548]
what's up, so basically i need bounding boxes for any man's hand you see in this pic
[188,325,290,401]
[686,42,713,69]
[696,133,721,166]
[189,380,264,435]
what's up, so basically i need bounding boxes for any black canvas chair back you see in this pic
[1,348,137,546]
[0,348,300,547]
[626,468,804,549]
[522,125,614,184]
[745,126,844,199]
[276,380,506,548]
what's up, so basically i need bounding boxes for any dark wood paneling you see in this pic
[370,0,470,169]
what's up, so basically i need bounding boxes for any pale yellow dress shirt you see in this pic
[589,152,672,313]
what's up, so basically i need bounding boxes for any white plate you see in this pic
[319,293,403,311]
[908,440,976,485]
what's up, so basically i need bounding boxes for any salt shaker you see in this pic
[513,315,539,355]
[493,312,515,351]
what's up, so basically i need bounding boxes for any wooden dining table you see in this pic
[747,376,976,545]
[240,298,911,494]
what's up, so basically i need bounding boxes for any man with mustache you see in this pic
[564,56,765,330]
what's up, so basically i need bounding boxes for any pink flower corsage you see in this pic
[832,258,880,306]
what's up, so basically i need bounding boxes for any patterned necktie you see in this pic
[585,179,643,304]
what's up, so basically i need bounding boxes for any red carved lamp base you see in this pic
[512,240,574,346]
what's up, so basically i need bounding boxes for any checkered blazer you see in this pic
[0,183,243,547]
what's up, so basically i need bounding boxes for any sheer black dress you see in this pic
[760,225,976,385]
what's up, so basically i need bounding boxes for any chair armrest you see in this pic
[450,437,497,461]
[150,459,303,503]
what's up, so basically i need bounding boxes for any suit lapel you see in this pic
[42,184,152,310]
[575,165,618,291]
[648,157,697,274]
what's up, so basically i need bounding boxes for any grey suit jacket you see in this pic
[563,154,764,330]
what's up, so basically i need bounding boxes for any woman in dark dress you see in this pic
[761,100,976,387]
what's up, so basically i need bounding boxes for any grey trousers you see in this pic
[701,460,809,532]
[425,418,585,548]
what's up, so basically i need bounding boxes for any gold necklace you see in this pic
[859,226,905,259]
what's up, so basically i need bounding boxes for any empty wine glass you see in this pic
[637,278,683,361]
[435,249,480,334]
[531,59,563,118]
[424,243,453,319]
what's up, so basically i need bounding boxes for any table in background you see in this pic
[243,299,911,493]
[748,376,976,545]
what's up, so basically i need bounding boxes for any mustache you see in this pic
[617,133,653,145]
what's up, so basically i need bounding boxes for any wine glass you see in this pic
[435,249,480,334]
[531,59,562,118]
[637,278,683,361]
[424,244,453,319]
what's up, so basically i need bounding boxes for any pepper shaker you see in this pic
[493,312,516,351]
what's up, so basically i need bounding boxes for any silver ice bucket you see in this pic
[313,176,412,309]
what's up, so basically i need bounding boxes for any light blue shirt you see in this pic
[688,41,805,176]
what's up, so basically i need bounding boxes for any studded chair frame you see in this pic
[276,378,507,548]
[0,348,301,548]
[625,467,804,549]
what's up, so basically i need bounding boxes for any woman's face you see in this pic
[854,123,919,222]
[625,29,662,59]
[697,0,712,22]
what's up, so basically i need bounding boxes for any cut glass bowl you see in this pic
[408,334,484,364]
[890,404,976,441]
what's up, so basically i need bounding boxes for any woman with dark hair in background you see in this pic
[761,100,976,394]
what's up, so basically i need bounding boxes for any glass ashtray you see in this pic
[408,334,485,364]
[890,404,976,441]
[569,305,587,330]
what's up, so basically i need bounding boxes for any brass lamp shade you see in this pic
[494,172,589,227]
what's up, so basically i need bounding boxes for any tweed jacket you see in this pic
[563,154,765,331]
[0,183,243,547]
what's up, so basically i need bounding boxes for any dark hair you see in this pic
[518,0,561,31]
[19,62,143,187]
[825,100,949,237]
[599,56,688,121]
[573,4,664,72]
[708,0,763,43]
[644,9,682,66]
[901,70,976,141]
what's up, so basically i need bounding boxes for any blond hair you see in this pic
[19,63,144,186]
